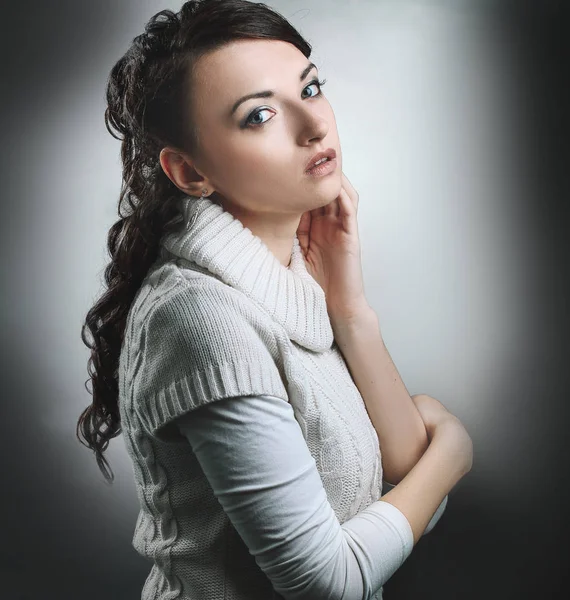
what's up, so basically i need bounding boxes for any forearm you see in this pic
[380,420,468,545]
[331,308,429,484]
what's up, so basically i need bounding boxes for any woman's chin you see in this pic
[313,177,343,205]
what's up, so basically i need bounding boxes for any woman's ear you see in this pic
[159,147,212,196]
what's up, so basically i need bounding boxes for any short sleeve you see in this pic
[130,281,289,440]
[176,393,415,600]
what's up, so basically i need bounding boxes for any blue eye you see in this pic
[243,78,327,129]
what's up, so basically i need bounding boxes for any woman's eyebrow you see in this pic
[230,62,317,115]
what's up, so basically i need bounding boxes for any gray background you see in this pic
[1,0,568,598]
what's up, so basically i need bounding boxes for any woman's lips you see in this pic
[305,157,337,176]
[305,148,337,171]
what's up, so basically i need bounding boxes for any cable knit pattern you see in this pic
[118,195,408,599]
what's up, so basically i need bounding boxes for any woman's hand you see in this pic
[296,171,370,322]
[411,394,454,441]
[412,394,473,474]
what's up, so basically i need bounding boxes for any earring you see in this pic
[201,188,208,197]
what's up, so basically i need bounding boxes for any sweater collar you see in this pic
[159,195,334,353]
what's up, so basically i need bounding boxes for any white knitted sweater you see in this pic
[118,195,447,600]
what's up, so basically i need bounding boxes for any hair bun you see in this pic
[133,9,182,56]
[144,10,181,36]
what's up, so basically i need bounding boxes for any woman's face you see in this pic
[186,38,343,227]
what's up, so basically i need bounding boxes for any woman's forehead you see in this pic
[194,39,307,89]
[192,40,311,119]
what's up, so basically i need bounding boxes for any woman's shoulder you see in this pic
[130,257,252,326]
[129,257,282,357]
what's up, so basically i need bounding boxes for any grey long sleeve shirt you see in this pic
[176,393,448,600]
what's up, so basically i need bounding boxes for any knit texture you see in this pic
[118,195,391,599]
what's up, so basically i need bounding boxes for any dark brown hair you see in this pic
[77,0,312,484]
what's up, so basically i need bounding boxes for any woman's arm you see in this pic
[379,416,473,545]
[331,307,429,485]
[176,393,420,599]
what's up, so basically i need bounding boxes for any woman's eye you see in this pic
[302,79,325,99]
[245,109,272,127]
[243,78,327,128]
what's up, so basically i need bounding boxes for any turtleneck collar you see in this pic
[159,195,334,353]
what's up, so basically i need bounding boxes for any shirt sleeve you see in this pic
[175,393,416,600]
[381,480,448,536]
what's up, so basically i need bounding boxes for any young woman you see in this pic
[78,1,473,598]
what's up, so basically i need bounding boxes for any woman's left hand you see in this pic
[296,171,372,323]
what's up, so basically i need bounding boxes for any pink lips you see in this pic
[306,157,337,176]
[305,148,337,172]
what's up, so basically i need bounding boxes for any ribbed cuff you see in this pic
[136,358,289,440]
